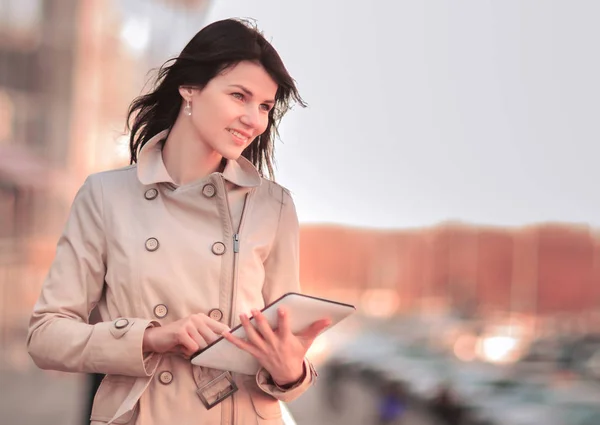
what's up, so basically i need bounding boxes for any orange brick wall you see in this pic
[299,223,600,315]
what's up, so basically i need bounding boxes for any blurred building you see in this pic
[0,0,211,351]
[300,223,600,332]
[2,0,597,360]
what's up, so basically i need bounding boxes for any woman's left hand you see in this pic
[222,307,331,387]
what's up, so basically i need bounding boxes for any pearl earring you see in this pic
[184,99,192,116]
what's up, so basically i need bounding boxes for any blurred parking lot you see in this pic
[304,313,600,425]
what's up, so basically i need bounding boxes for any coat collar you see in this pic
[136,130,262,188]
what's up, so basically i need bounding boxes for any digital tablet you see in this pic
[190,292,356,375]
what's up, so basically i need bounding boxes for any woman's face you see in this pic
[180,61,278,160]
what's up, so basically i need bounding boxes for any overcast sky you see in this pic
[202,1,600,230]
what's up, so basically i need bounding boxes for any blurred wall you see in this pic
[300,223,600,327]
[0,0,211,359]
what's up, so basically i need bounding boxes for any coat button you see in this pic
[154,304,168,319]
[208,308,224,322]
[211,242,226,256]
[145,238,159,252]
[144,188,158,200]
[114,318,129,329]
[202,184,216,198]
[158,371,173,385]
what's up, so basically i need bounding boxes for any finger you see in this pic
[190,315,224,344]
[251,309,277,346]
[240,313,267,350]
[177,331,201,357]
[222,330,261,358]
[195,312,230,334]
[195,322,222,346]
[276,307,291,336]
[297,318,332,340]
[205,319,230,335]
[187,326,207,350]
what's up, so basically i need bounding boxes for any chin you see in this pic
[219,148,245,161]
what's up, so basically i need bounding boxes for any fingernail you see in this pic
[278,308,285,316]
[240,313,247,320]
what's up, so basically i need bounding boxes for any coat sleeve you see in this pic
[256,186,317,402]
[27,175,160,377]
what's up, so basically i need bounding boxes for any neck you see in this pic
[162,113,223,186]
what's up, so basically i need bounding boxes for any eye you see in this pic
[259,104,272,112]
[231,92,244,101]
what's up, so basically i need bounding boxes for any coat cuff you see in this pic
[90,318,159,377]
[142,321,162,375]
[255,358,317,402]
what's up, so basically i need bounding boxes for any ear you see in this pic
[178,86,194,101]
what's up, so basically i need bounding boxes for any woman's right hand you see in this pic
[143,314,230,358]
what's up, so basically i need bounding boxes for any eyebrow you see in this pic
[229,84,275,104]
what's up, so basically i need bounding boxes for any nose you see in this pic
[239,106,261,129]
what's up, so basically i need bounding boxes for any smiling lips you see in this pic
[227,128,250,146]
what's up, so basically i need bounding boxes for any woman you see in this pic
[27,18,330,425]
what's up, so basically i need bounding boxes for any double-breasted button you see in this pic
[158,371,173,385]
[211,242,226,256]
[144,188,158,200]
[145,238,159,252]
[114,318,129,329]
[154,304,168,319]
[202,184,216,198]
[208,308,224,322]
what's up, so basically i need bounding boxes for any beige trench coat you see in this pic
[27,130,316,425]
